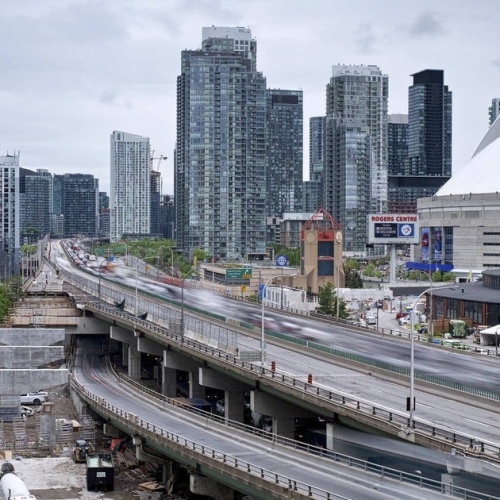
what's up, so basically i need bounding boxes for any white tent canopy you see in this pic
[478,325,500,334]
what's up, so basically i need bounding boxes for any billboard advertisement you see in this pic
[421,227,430,261]
[368,214,419,244]
[433,227,443,262]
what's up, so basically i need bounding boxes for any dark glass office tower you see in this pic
[266,89,303,217]
[59,174,99,238]
[387,114,409,213]
[19,168,53,242]
[176,27,267,261]
[393,69,452,212]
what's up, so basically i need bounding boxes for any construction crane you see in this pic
[150,151,167,172]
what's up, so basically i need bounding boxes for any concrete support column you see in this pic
[251,390,315,438]
[273,417,295,439]
[162,366,177,397]
[198,367,249,423]
[190,474,235,500]
[189,369,204,399]
[127,343,141,380]
[122,343,128,367]
[162,462,174,486]
[326,421,335,451]
[225,391,245,423]
[110,326,136,369]
[163,351,201,398]
[161,350,177,397]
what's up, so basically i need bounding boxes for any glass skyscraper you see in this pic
[404,69,452,209]
[324,64,388,254]
[175,27,267,261]
[266,89,303,217]
[110,131,151,242]
[0,153,19,279]
[58,174,99,238]
[19,168,53,243]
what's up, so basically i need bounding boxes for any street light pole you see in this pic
[334,257,341,319]
[135,256,157,317]
[98,259,109,300]
[261,273,297,367]
[159,246,174,276]
[181,267,198,337]
[409,284,457,423]
[120,242,128,264]
[496,327,499,357]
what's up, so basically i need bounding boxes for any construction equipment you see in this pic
[73,438,90,463]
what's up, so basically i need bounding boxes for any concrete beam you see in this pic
[251,390,316,418]
[0,369,68,394]
[190,474,235,500]
[110,325,134,344]
[0,328,65,346]
[0,346,64,369]
[198,368,250,391]
[163,351,201,371]
[137,337,164,356]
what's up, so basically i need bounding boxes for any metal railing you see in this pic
[81,300,500,464]
[49,260,500,462]
[71,373,498,500]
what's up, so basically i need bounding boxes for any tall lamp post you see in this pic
[159,246,174,276]
[120,242,129,264]
[420,266,433,335]
[181,268,199,337]
[98,259,110,300]
[333,257,341,319]
[409,284,456,422]
[261,274,296,366]
[135,256,158,317]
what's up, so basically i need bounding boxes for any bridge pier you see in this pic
[251,391,315,439]
[110,326,141,380]
[199,367,249,423]
[190,473,236,499]
[163,351,204,398]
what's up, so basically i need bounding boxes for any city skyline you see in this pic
[1,1,500,195]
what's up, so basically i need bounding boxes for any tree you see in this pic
[316,282,349,318]
[345,268,363,288]
[317,282,335,314]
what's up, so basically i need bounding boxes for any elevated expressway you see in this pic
[73,337,459,500]
[35,243,500,497]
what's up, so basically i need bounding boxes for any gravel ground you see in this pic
[0,386,160,499]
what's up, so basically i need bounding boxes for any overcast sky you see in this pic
[1,0,499,195]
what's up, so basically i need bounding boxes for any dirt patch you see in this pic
[0,385,164,499]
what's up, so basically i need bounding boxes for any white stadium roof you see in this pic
[436,117,500,196]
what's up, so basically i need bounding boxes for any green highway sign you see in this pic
[225,268,253,280]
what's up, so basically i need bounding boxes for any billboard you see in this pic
[368,214,419,244]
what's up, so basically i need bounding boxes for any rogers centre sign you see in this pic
[368,213,420,244]
[370,215,418,222]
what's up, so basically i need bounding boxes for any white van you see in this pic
[366,314,376,325]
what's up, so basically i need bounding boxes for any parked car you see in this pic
[215,399,225,415]
[398,316,410,326]
[20,391,48,405]
[20,406,35,419]
[366,314,377,325]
